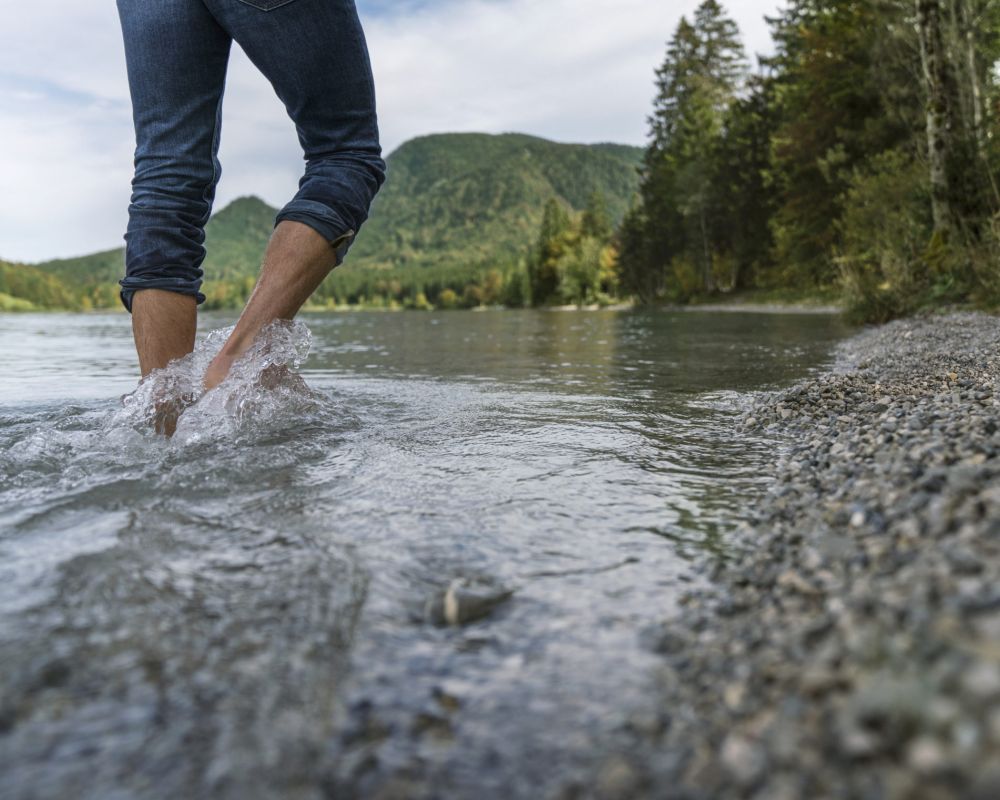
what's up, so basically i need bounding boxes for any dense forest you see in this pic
[619,0,1000,320]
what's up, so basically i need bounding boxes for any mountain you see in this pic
[349,133,642,271]
[20,197,278,309]
[9,133,642,310]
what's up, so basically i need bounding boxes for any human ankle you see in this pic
[218,335,253,360]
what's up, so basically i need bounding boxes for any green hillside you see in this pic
[5,133,642,310]
[349,133,642,271]
[23,197,278,309]
[0,261,77,310]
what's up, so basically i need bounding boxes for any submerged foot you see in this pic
[202,354,307,399]
[203,353,237,393]
[151,392,195,437]
[120,365,198,438]
[256,362,306,391]
[153,400,190,438]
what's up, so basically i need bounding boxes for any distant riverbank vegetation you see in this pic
[299,190,620,311]
[4,1,999,321]
[620,0,1000,322]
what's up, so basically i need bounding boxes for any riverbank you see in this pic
[590,311,1000,799]
[682,287,846,315]
[677,301,843,315]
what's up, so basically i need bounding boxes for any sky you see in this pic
[0,0,783,263]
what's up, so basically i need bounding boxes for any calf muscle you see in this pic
[131,289,197,377]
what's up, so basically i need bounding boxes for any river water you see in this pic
[0,309,848,799]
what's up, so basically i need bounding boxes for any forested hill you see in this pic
[349,133,642,270]
[4,133,641,310]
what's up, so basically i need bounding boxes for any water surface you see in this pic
[0,309,849,799]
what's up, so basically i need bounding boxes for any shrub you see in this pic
[837,149,932,322]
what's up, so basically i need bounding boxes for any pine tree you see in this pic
[620,1,747,300]
[710,74,779,289]
[763,0,913,286]
[528,198,571,305]
[580,191,613,241]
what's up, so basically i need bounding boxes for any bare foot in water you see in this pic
[203,353,236,393]
[256,362,309,392]
[151,392,194,437]
[203,351,305,394]
[125,377,194,437]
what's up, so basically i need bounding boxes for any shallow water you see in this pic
[0,309,849,799]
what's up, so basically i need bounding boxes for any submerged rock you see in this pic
[424,577,514,626]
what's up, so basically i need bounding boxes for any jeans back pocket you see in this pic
[236,0,300,10]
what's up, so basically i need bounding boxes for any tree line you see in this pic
[299,190,621,311]
[615,0,1000,320]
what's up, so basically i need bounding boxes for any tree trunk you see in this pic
[949,0,984,153]
[956,0,1000,208]
[916,0,959,236]
[699,206,712,292]
[958,1,984,149]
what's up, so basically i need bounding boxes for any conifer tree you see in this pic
[528,198,571,305]
[620,0,1000,317]
[620,1,746,300]
[580,192,613,241]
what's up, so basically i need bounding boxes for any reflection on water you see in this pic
[0,310,849,798]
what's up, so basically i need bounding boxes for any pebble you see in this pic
[594,755,645,800]
[906,736,948,774]
[720,734,766,787]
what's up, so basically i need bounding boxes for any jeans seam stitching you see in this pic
[234,0,299,10]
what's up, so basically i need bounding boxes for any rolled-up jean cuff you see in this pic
[119,279,206,314]
[274,203,356,265]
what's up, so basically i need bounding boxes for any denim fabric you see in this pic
[115,0,386,312]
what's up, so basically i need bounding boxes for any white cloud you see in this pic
[0,0,782,262]
[367,0,780,150]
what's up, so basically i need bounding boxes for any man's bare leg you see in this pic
[131,289,198,377]
[130,289,198,436]
[203,220,344,390]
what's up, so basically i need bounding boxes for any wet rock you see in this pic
[906,736,949,775]
[776,570,822,598]
[424,577,514,626]
[432,684,463,714]
[961,662,1000,700]
[969,766,1000,800]
[410,711,454,740]
[624,708,670,738]
[720,734,766,788]
[594,755,645,800]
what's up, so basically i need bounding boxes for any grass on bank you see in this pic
[0,292,37,312]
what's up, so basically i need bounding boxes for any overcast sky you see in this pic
[0,0,783,262]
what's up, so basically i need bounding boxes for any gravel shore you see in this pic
[589,311,1000,800]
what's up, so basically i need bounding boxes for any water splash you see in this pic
[111,320,319,443]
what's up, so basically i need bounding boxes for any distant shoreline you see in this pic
[673,301,843,315]
[0,299,845,316]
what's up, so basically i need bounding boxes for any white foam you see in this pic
[110,320,320,444]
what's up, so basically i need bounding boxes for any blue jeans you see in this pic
[115,0,386,312]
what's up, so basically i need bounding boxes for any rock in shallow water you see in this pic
[424,577,514,626]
